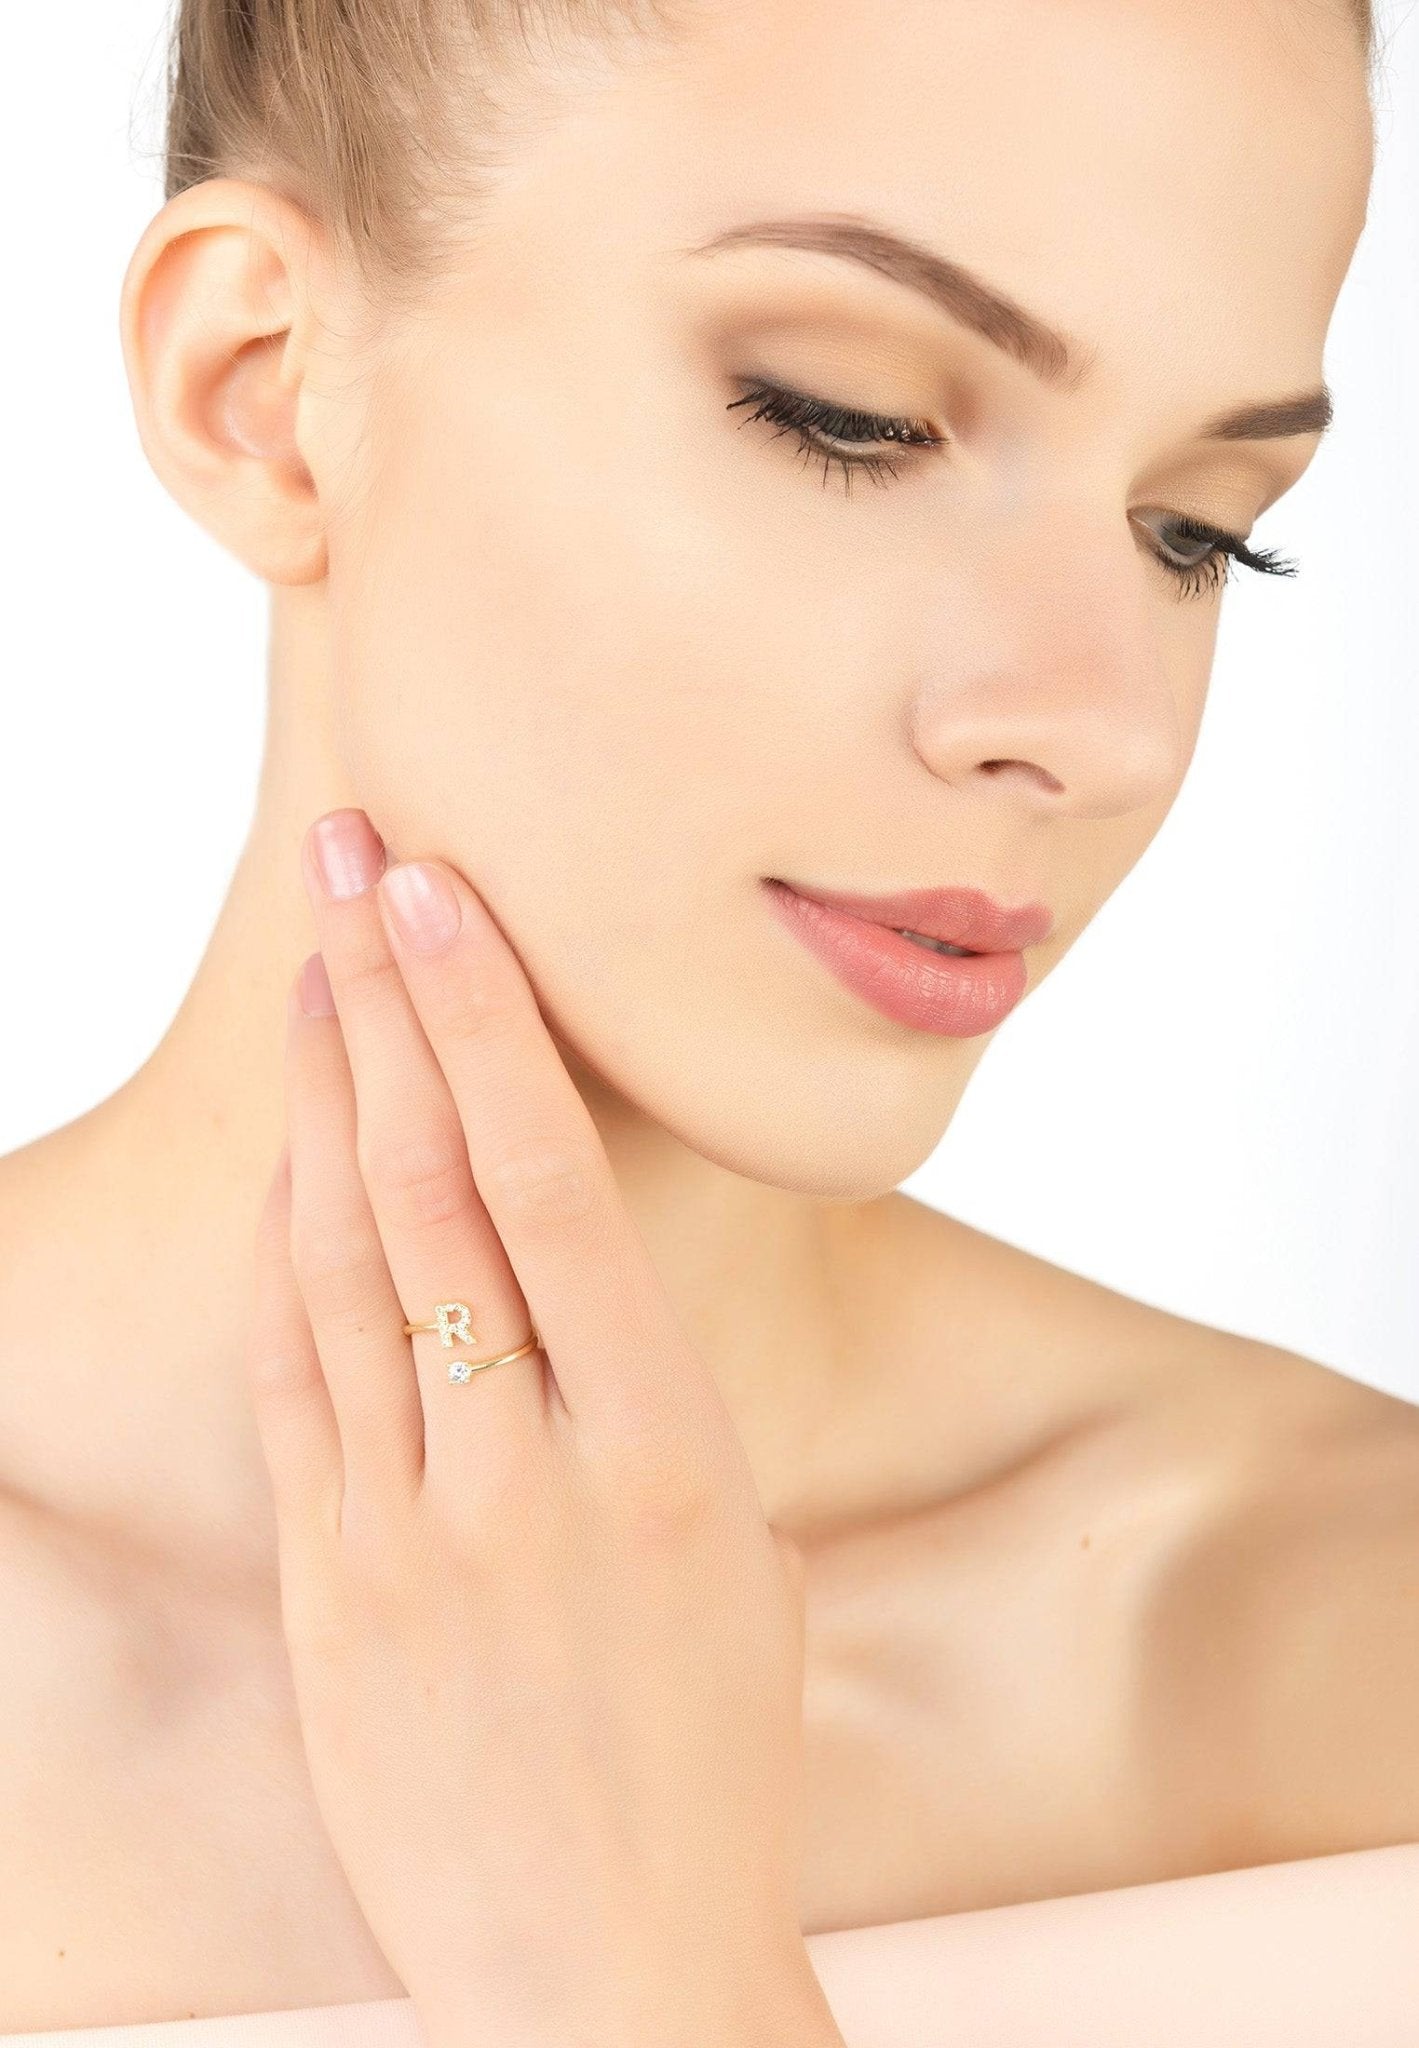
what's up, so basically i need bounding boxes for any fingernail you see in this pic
[298,951,337,1016]
[381,861,462,954]
[306,809,386,900]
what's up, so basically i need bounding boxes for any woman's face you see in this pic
[312,0,1372,1200]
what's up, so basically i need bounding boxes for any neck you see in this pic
[0,590,882,1578]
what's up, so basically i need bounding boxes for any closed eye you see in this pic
[726,377,944,493]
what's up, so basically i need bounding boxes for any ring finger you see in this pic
[298,810,551,1495]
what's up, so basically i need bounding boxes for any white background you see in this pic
[4,3,1416,1403]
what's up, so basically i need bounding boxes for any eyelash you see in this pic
[725,378,1301,600]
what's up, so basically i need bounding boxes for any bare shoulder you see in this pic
[1132,1331,1419,1864]
[873,1195,1419,1864]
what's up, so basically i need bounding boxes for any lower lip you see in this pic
[762,879,1030,1037]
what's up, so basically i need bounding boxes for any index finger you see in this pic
[375,855,707,1443]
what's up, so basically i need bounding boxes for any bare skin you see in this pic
[2,0,1416,2029]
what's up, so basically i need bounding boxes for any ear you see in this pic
[118,178,343,587]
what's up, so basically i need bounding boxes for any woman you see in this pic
[1,0,1416,2040]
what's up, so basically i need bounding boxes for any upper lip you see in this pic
[769,878,1055,954]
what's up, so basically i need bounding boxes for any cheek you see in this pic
[325,382,835,933]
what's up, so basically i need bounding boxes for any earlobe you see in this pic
[118,178,331,587]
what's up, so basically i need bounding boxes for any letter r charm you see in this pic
[434,1301,475,1347]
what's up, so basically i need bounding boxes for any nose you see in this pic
[907,538,1190,823]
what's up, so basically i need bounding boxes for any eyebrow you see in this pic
[683,211,1333,443]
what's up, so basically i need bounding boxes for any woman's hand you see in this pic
[244,808,844,2048]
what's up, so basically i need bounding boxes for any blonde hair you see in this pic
[161,0,1380,309]
[161,0,692,309]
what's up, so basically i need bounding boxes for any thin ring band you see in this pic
[438,1330,542,1383]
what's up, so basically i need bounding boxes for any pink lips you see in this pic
[762,877,1052,1037]
[768,878,1054,954]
